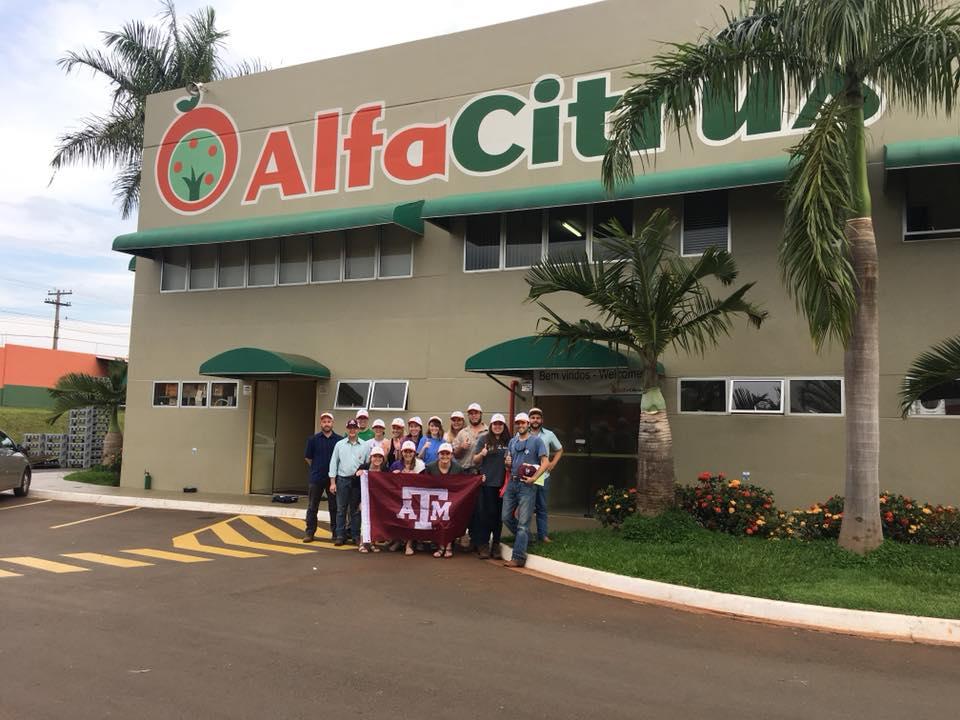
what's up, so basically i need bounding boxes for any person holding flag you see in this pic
[355,445,388,554]
[424,442,464,558]
[389,439,425,556]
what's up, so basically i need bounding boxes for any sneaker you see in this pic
[541,536,552,544]
[503,559,524,568]
[490,542,501,557]
[302,535,316,544]
[334,538,345,547]
[477,546,490,560]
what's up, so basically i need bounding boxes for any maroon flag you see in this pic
[360,471,481,545]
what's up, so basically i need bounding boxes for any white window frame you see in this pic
[152,380,181,408]
[159,249,188,293]
[343,227,380,283]
[680,191,732,257]
[209,381,240,409]
[588,201,636,263]
[246,238,280,288]
[278,236,311,286]
[729,378,785,414]
[179,380,211,409]
[785,376,844,417]
[334,379,373,410]
[677,377,729,415]
[462,214,506,274]
[503,209,547,271]
[377,228,415,281]
[187,245,219,292]
[216,243,248,290]
[310,231,345,284]
[369,380,410,411]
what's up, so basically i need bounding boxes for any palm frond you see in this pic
[780,92,858,349]
[899,335,960,417]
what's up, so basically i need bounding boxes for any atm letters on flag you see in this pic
[359,471,481,545]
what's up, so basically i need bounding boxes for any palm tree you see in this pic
[900,336,960,416]
[51,0,263,218]
[525,210,766,514]
[48,361,128,467]
[602,0,960,553]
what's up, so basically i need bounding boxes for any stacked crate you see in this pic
[21,433,44,457]
[45,433,67,467]
[65,407,110,468]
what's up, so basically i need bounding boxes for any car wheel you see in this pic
[13,470,30,497]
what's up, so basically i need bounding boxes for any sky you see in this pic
[0,0,595,356]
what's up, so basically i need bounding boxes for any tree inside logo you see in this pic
[156,98,240,215]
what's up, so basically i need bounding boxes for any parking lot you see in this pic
[2,494,960,720]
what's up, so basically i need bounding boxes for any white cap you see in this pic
[490,413,506,425]
[438,442,454,454]
[408,416,423,426]
[319,411,334,421]
[528,407,543,416]
[401,440,418,452]
[450,410,465,420]
[514,412,530,423]
[391,417,405,427]
[355,409,369,418]
[369,444,385,457]
[428,415,442,425]
[372,418,385,429]
[467,403,482,412]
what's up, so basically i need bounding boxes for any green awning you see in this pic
[424,157,789,220]
[199,347,330,379]
[113,200,425,256]
[465,336,664,375]
[885,137,960,170]
[128,257,136,271]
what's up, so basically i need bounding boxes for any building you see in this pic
[0,344,109,408]
[114,0,960,510]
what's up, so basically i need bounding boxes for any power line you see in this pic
[0,332,128,349]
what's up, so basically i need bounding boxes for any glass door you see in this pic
[250,380,278,495]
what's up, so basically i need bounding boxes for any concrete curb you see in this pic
[497,545,960,646]
[31,489,329,523]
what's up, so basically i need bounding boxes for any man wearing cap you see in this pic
[387,418,406,465]
[356,409,374,441]
[501,412,548,568]
[455,403,486,550]
[529,407,564,544]
[328,419,368,545]
[303,412,342,543]
[423,443,464,558]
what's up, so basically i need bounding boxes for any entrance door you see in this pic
[250,379,317,495]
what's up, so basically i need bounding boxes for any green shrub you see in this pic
[676,472,778,537]
[593,485,637,528]
[621,509,704,544]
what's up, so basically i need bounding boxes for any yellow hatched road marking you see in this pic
[50,506,140,529]
[239,516,309,544]
[2,556,90,573]
[61,552,153,568]
[0,499,53,511]
[0,568,23,578]
[123,548,212,563]
[210,521,315,554]
[278,518,333,538]
[173,531,265,558]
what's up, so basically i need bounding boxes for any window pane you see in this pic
[379,226,413,278]
[189,245,217,290]
[790,379,842,414]
[905,166,960,240]
[211,382,238,408]
[311,232,342,282]
[547,206,587,261]
[161,248,187,291]
[683,191,729,255]
[181,382,208,407]
[679,380,726,412]
[153,382,179,407]
[593,201,634,261]
[248,239,277,286]
[731,380,782,412]
[218,243,245,288]
[335,381,370,409]
[909,380,960,416]
[465,215,500,271]
[345,228,377,280]
[279,235,309,284]
[371,381,408,410]
[504,210,543,267]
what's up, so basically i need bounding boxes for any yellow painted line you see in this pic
[239,516,309,544]
[2,556,90,573]
[0,569,23,578]
[173,531,265,558]
[0,499,53,511]
[210,521,315,555]
[123,548,212,563]
[278,517,333,538]
[50,506,140,529]
[61,552,153,568]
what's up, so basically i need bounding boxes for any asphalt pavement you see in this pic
[1,494,959,720]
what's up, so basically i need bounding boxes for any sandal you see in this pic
[370,544,382,553]
[387,540,402,553]
[405,543,415,556]
[358,544,370,553]
[433,549,444,558]
[443,547,454,558]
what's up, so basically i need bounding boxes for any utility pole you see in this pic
[44,289,72,350]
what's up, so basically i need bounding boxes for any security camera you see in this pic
[185,81,205,97]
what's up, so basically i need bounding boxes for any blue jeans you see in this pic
[534,476,550,540]
[501,478,536,564]
[335,475,360,542]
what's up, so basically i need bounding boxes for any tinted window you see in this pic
[731,379,782,412]
[335,381,370,409]
[789,379,842,414]
[465,215,501,271]
[679,379,726,412]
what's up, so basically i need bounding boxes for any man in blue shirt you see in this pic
[303,412,342,542]
[529,407,564,544]
[328,419,368,546]
[501,412,548,568]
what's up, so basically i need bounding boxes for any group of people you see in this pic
[303,404,564,567]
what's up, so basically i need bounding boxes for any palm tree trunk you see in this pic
[636,387,675,514]
[102,407,123,467]
[838,216,882,553]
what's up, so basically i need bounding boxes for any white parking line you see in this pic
[0,499,54,512]
[50,506,140,529]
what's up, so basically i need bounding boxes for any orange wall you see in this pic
[0,344,105,389]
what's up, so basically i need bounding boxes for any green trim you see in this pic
[128,257,136,272]
[199,347,330,379]
[424,157,789,218]
[0,385,54,409]
[464,335,665,374]
[885,136,960,170]
[113,201,425,255]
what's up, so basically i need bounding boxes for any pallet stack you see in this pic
[65,407,110,469]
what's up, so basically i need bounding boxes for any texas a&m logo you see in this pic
[397,487,452,530]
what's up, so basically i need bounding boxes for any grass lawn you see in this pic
[0,407,67,442]
[64,469,120,486]
[534,512,960,619]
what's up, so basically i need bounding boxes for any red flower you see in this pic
[884,512,894,522]
[714,507,722,514]
[698,471,711,481]
[718,472,726,480]
[746,527,754,535]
